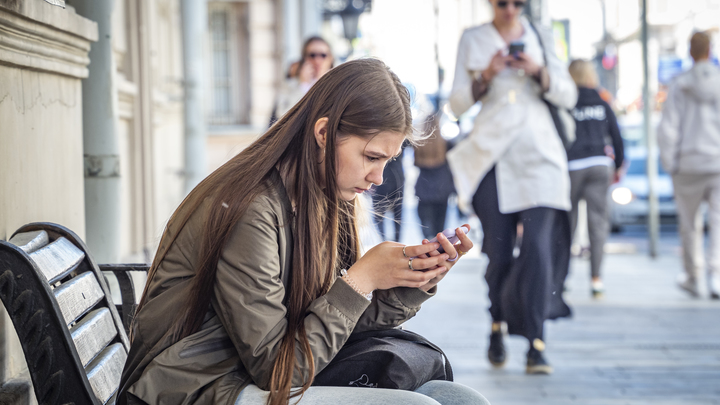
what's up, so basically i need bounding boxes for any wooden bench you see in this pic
[0,222,149,405]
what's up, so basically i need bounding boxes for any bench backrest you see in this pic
[0,223,131,405]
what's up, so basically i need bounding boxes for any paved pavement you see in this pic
[401,245,720,405]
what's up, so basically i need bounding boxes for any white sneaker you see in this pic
[676,273,699,298]
[709,275,720,300]
[591,279,604,298]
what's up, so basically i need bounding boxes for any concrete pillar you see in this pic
[284,0,302,71]
[73,0,122,263]
[181,0,208,195]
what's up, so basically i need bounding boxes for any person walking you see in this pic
[117,59,489,405]
[414,112,456,240]
[658,31,720,299]
[447,0,576,375]
[567,59,625,298]
[372,148,405,241]
[271,36,334,125]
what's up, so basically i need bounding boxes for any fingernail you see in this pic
[443,254,449,260]
[439,234,446,240]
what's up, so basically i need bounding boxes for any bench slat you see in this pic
[28,237,85,283]
[54,272,104,325]
[85,343,127,404]
[8,230,49,254]
[70,308,118,367]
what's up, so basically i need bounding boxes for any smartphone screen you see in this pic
[508,42,524,58]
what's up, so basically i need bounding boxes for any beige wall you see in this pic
[0,0,97,391]
[0,68,86,241]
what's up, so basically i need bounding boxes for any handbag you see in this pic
[313,328,453,390]
[528,21,576,151]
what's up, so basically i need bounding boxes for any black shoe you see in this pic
[487,331,506,367]
[526,340,553,375]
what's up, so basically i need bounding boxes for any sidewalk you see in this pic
[403,253,720,405]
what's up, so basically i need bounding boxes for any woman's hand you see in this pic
[507,52,542,77]
[482,50,511,82]
[346,241,451,293]
[417,225,474,292]
[298,62,316,84]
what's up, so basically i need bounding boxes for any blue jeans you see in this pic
[236,380,490,404]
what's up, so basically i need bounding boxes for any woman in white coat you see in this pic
[447,0,577,375]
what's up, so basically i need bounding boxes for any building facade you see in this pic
[1,0,320,398]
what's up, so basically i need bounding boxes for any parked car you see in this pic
[616,112,660,148]
[608,148,677,232]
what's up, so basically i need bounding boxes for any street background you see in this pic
[3,0,720,402]
[360,152,720,405]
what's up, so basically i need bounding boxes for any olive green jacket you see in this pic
[117,170,435,405]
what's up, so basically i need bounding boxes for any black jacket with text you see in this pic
[567,87,624,169]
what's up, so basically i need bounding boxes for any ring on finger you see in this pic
[458,249,468,257]
[402,246,409,258]
[408,258,414,270]
[447,252,459,262]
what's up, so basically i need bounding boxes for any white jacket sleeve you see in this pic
[657,82,684,174]
[449,30,477,118]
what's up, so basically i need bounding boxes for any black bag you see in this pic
[313,328,453,391]
[528,21,576,151]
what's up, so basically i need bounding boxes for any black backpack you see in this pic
[313,328,453,391]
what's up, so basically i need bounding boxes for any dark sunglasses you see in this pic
[497,1,526,8]
[308,53,328,59]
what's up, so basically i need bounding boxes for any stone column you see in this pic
[72,0,122,263]
[181,0,208,195]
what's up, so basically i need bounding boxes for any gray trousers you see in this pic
[236,381,491,405]
[569,165,613,279]
[672,172,720,282]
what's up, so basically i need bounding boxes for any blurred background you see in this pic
[2,0,720,402]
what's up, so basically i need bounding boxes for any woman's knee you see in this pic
[415,380,491,405]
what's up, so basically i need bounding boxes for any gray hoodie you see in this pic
[658,60,720,174]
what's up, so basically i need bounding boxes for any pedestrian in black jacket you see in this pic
[567,59,625,298]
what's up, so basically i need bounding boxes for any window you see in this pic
[207,2,250,126]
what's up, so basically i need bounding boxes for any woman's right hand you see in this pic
[482,50,510,82]
[345,242,450,292]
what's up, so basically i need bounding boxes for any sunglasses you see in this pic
[497,1,526,8]
[308,53,328,59]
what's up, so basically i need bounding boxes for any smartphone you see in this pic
[508,42,524,58]
[427,226,470,254]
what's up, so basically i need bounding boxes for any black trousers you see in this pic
[472,167,571,342]
[372,190,403,242]
[417,201,448,240]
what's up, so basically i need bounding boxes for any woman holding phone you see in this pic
[448,0,577,374]
[117,59,488,405]
[272,36,335,123]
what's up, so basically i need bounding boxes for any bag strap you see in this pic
[527,20,549,68]
[348,329,454,381]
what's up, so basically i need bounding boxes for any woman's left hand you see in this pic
[417,225,474,292]
[507,52,542,77]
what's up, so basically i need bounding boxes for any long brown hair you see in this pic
[134,58,413,405]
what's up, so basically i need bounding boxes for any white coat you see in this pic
[658,61,720,175]
[447,17,577,214]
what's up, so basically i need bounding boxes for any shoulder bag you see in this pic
[313,328,453,391]
[528,21,576,151]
